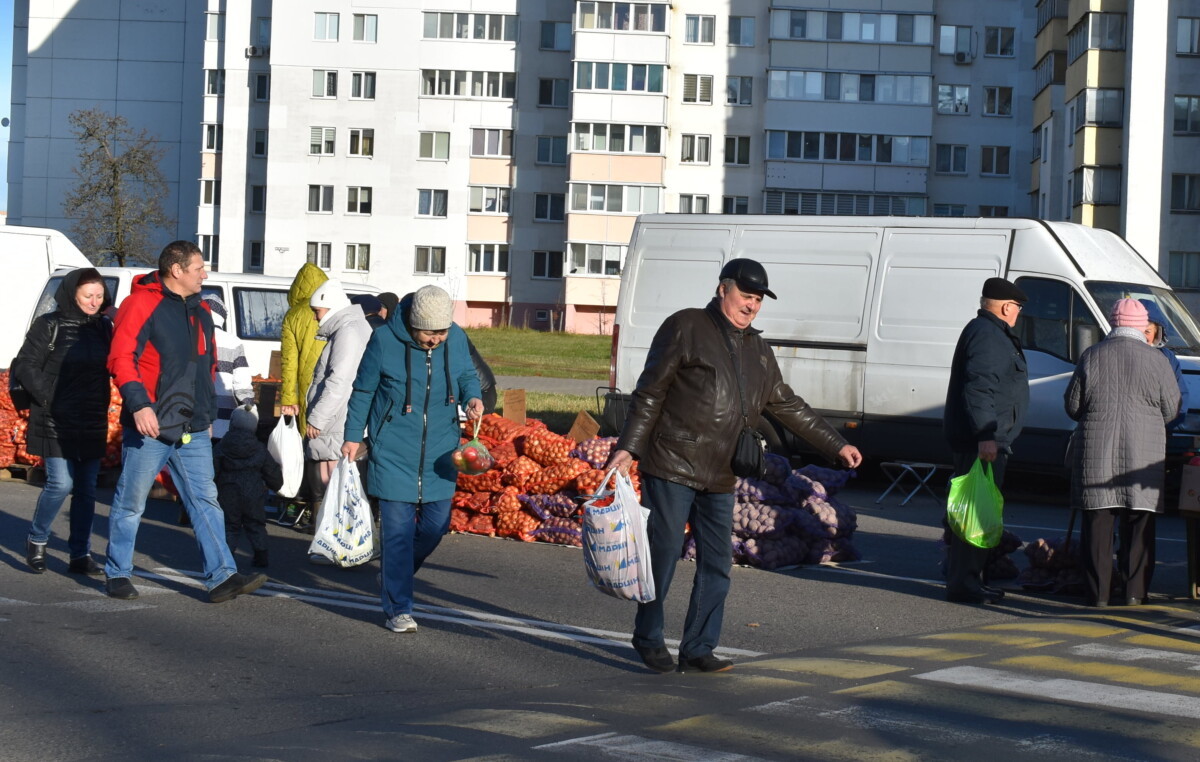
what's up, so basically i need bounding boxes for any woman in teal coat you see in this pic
[342,285,482,634]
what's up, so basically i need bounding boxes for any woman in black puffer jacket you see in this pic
[13,268,113,576]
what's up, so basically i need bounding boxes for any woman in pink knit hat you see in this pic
[1065,298,1181,607]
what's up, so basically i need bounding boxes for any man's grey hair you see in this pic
[716,277,738,297]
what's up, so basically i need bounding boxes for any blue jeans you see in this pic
[28,456,102,559]
[379,498,451,618]
[104,428,236,590]
[633,474,734,660]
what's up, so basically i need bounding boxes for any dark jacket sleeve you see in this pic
[616,313,686,458]
[11,315,57,408]
[761,352,848,462]
[262,453,284,493]
[962,324,1007,441]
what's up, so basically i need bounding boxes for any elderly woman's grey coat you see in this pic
[305,303,372,461]
[1065,327,1181,512]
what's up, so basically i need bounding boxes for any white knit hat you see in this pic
[230,404,259,432]
[410,285,453,330]
[310,280,350,313]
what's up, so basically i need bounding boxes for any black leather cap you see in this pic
[719,258,777,299]
[981,277,1027,303]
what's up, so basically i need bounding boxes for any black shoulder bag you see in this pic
[707,311,767,480]
[10,319,60,411]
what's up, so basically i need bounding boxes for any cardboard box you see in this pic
[1179,463,1200,517]
[269,350,283,381]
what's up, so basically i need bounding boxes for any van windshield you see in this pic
[1085,281,1200,355]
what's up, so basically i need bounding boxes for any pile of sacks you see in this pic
[0,373,124,470]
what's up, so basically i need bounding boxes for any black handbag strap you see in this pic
[706,309,749,426]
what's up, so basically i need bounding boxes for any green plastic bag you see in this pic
[946,459,1004,549]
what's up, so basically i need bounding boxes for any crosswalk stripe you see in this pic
[1125,633,1200,653]
[997,655,1200,693]
[49,600,154,613]
[982,622,1127,637]
[533,732,766,760]
[917,665,1200,718]
[1071,642,1200,670]
[841,644,981,661]
[743,657,907,679]
[921,632,1063,648]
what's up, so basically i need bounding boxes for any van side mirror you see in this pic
[1072,324,1100,362]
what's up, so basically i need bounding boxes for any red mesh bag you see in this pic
[574,468,609,497]
[457,470,503,493]
[488,440,518,469]
[465,513,496,536]
[526,459,590,494]
[478,414,522,442]
[496,509,541,542]
[491,486,522,514]
[501,456,542,490]
[449,508,470,532]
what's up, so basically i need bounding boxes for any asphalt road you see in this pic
[4,471,1200,761]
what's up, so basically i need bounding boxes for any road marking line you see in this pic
[842,644,981,661]
[999,654,1200,692]
[50,600,154,613]
[152,567,765,658]
[0,597,37,607]
[1071,642,1200,670]
[921,632,1064,648]
[1126,633,1200,652]
[915,665,1200,719]
[745,657,907,678]
[982,621,1126,637]
[533,732,766,760]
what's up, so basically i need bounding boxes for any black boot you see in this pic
[25,540,47,573]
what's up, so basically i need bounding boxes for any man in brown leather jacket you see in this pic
[608,259,862,673]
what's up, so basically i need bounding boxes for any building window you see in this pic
[984,27,1015,57]
[541,21,571,49]
[535,193,566,222]
[198,235,219,267]
[345,243,370,272]
[257,17,271,46]
[1180,18,1200,55]
[724,136,751,166]
[312,70,338,98]
[536,136,567,164]
[248,241,263,272]
[933,204,967,217]
[1075,167,1122,205]
[723,196,749,214]
[681,134,711,164]
[935,144,967,174]
[307,185,334,213]
[252,129,267,157]
[727,76,752,106]
[768,71,931,105]
[1068,13,1125,61]
[683,74,714,104]
[1073,88,1124,128]
[979,205,1009,217]
[685,15,715,44]
[569,183,661,213]
[767,131,929,166]
[469,186,511,214]
[1176,95,1200,133]
[419,132,450,160]
[200,179,221,206]
[205,69,225,95]
[314,12,339,41]
[981,146,1011,176]
[422,12,517,41]
[770,10,931,44]
[348,128,374,157]
[421,70,516,99]
[539,78,569,107]
[471,129,513,157]
[937,84,969,114]
[938,25,971,56]
[417,189,448,218]
[764,190,925,216]
[573,123,662,154]
[415,246,447,275]
[568,243,624,275]
[254,74,270,101]
[983,86,1013,117]
[250,185,265,213]
[533,251,564,279]
[575,62,665,93]
[469,243,510,274]
[679,194,709,213]
[1172,174,1200,211]
[577,2,667,32]
[203,123,223,152]
[347,187,372,215]
[351,71,376,100]
[206,13,224,41]
[307,241,332,269]
[729,16,755,46]
[353,14,377,42]
[310,127,335,156]
[1170,251,1200,287]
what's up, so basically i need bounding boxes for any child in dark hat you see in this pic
[214,405,283,567]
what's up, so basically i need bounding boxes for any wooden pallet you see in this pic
[2,464,45,486]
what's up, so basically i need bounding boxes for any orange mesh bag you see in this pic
[501,456,542,490]
[521,429,576,466]
[465,513,497,536]
[496,509,541,542]
[491,486,522,514]
[526,459,590,494]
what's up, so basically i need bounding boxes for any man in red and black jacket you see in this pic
[103,241,266,603]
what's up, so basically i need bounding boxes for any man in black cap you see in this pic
[943,276,1030,604]
[608,258,862,673]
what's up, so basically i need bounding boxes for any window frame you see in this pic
[203,123,223,152]
[685,14,716,44]
[205,69,225,96]
[249,184,265,214]
[532,250,564,279]
[568,242,625,276]
[314,12,339,41]
[984,26,1015,57]
[534,193,566,222]
[680,134,711,164]
[417,189,449,218]
[348,128,374,158]
[980,145,1011,177]
[351,71,377,100]
[724,135,751,166]
[683,73,714,104]
[307,241,332,270]
[345,243,371,272]
[200,179,221,207]
[935,143,968,174]
[727,76,753,106]
[415,246,447,275]
[252,128,267,158]
[307,185,334,214]
[536,135,568,165]
[312,69,338,98]
[983,85,1013,117]
[346,186,373,215]
[352,13,378,42]
[539,78,570,107]
[722,195,749,214]
[470,128,514,158]
[729,16,755,47]
[254,73,270,102]
[937,83,970,114]
[310,126,335,156]
[540,20,571,50]
[419,131,450,160]
[468,185,512,214]
[468,243,510,274]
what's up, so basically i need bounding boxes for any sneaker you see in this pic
[105,577,139,600]
[385,614,418,633]
[677,654,734,673]
[209,572,267,603]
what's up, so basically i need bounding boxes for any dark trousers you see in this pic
[224,509,269,553]
[944,451,1007,599]
[1080,508,1156,604]
[633,474,735,660]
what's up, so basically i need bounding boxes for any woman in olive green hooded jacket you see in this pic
[279,263,328,431]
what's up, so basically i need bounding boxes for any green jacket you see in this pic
[279,263,328,431]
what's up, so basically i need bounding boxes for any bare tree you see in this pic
[62,108,174,266]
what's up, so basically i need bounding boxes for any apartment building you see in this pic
[10,1,1039,334]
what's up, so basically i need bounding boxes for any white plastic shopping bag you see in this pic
[308,457,376,567]
[267,414,305,499]
[582,467,655,602]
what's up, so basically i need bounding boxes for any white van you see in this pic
[0,226,93,368]
[603,215,1200,471]
[30,267,381,379]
